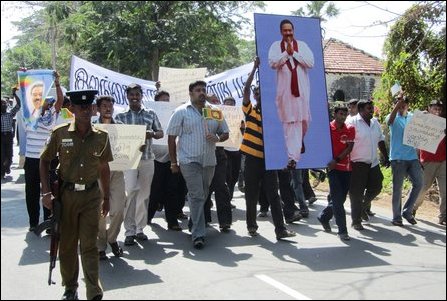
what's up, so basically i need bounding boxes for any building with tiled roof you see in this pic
[323,38,384,101]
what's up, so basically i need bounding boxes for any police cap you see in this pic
[429,99,443,106]
[66,89,98,105]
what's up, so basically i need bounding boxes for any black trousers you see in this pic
[244,155,286,234]
[205,147,232,226]
[259,170,299,219]
[24,157,51,227]
[1,132,13,177]
[349,162,383,225]
[225,150,241,199]
[148,160,187,227]
[302,169,316,200]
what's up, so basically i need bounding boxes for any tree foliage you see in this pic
[1,1,264,95]
[374,1,446,120]
[292,1,339,22]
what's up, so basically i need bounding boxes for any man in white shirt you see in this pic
[346,99,390,230]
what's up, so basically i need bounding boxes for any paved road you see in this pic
[1,152,446,300]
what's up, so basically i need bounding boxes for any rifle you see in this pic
[48,197,61,285]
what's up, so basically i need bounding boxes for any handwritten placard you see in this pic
[403,110,446,153]
[216,105,244,149]
[94,124,146,171]
[158,66,207,104]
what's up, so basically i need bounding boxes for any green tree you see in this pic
[292,1,339,22]
[60,1,264,79]
[1,40,52,95]
[1,1,264,94]
[374,1,446,121]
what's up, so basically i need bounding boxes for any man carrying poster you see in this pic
[268,19,314,168]
[413,100,446,225]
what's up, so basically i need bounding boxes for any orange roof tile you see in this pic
[323,38,384,74]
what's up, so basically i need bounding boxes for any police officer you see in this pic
[40,89,113,300]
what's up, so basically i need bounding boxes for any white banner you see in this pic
[403,110,446,153]
[159,66,207,104]
[94,124,147,171]
[70,55,157,109]
[70,55,258,107]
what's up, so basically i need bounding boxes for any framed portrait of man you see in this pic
[254,14,332,170]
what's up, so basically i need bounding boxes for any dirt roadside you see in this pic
[314,182,442,224]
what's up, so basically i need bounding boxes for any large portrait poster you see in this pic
[254,14,332,170]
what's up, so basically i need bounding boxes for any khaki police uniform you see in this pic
[41,120,113,299]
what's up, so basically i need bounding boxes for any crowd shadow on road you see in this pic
[100,257,162,292]
[1,187,28,230]
[18,232,51,266]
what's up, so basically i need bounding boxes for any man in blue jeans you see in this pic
[386,92,423,226]
[318,105,355,240]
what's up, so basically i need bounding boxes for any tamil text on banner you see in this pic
[17,69,54,128]
[403,110,446,153]
[70,55,256,108]
[93,124,147,171]
[70,55,157,109]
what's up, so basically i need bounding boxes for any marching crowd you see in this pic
[1,58,445,300]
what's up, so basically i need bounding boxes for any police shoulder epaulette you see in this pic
[93,124,109,134]
[52,122,70,131]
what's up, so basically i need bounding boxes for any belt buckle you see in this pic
[74,184,85,191]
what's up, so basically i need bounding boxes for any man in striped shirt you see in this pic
[240,57,296,240]
[167,80,229,249]
[115,83,163,246]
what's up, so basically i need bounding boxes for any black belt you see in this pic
[65,181,98,192]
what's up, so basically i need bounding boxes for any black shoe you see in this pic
[109,242,123,257]
[248,228,259,237]
[193,237,205,249]
[403,216,417,225]
[299,208,309,218]
[98,251,108,261]
[61,290,78,300]
[276,229,296,240]
[391,220,404,226]
[124,236,136,246]
[317,216,332,232]
[308,197,318,205]
[168,225,183,231]
[366,209,376,216]
[219,224,231,233]
[352,223,364,230]
[135,232,148,241]
[91,294,103,300]
[286,159,296,170]
[285,211,302,223]
[177,212,188,220]
[29,226,37,232]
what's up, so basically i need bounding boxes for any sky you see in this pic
[2,1,417,59]
[254,1,417,59]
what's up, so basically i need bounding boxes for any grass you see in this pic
[381,166,412,195]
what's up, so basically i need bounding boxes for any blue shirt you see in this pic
[166,102,229,166]
[386,112,418,160]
